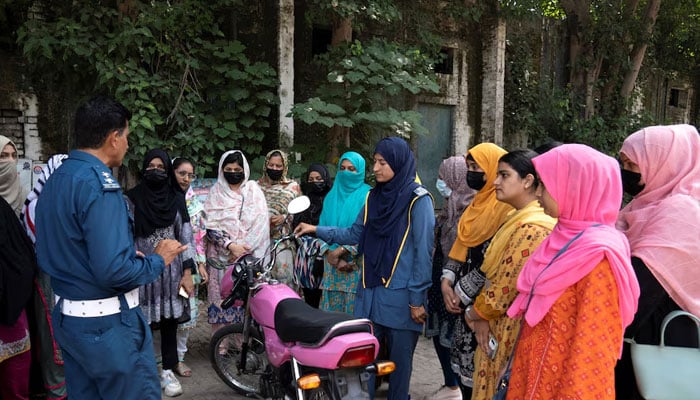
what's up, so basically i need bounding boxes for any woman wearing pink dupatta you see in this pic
[505,144,640,400]
[614,124,700,399]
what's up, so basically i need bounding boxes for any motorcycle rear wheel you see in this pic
[210,323,267,395]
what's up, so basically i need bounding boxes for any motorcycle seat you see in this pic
[274,298,372,346]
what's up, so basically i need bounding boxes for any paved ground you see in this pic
[170,302,442,400]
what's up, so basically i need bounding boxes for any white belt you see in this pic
[60,288,140,317]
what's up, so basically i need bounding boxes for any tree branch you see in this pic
[620,0,662,98]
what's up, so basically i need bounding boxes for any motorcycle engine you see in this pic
[259,365,286,399]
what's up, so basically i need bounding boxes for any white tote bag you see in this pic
[626,310,700,400]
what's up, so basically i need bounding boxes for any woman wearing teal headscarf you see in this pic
[318,151,371,314]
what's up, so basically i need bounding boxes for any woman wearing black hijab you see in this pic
[125,149,196,397]
[293,163,331,307]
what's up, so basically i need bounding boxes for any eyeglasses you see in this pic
[176,171,197,180]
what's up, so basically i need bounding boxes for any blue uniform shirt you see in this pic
[317,194,435,331]
[35,150,165,300]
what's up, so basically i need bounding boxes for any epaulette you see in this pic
[413,186,430,197]
[92,166,121,191]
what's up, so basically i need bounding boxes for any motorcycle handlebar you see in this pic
[243,234,298,284]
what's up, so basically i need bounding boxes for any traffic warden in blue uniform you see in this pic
[35,95,187,400]
[295,137,435,400]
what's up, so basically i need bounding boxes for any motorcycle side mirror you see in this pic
[287,195,310,215]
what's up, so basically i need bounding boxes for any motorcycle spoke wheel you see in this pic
[210,323,266,395]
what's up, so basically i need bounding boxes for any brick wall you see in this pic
[0,109,24,156]
[0,94,40,160]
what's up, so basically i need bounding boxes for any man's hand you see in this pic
[293,222,316,237]
[154,239,188,266]
[441,279,462,314]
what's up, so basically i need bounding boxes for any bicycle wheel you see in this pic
[210,323,267,395]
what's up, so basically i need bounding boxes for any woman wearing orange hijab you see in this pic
[441,143,513,396]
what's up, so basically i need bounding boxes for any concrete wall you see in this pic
[645,74,694,124]
[480,16,506,146]
[278,0,295,148]
[419,46,472,156]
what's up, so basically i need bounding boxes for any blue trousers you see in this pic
[53,296,161,400]
[370,323,419,400]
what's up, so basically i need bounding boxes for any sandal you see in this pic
[174,361,192,377]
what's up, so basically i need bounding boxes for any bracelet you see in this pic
[464,305,475,321]
[408,304,422,310]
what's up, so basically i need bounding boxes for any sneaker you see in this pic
[426,385,461,400]
[160,369,183,397]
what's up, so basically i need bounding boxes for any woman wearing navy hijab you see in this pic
[295,137,435,400]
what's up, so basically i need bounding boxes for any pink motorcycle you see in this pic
[210,198,394,400]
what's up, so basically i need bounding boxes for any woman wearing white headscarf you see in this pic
[203,150,269,335]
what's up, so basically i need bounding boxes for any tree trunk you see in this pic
[620,0,662,98]
[325,16,352,163]
[562,0,592,118]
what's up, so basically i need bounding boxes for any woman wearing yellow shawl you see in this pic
[440,143,513,396]
[463,150,556,399]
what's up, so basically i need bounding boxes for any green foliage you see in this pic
[306,0,400,27]
[651,0,700,74]
[290,39,439,138]
[17,0,277,174]
[504,22,653,155]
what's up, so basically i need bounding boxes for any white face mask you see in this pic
[436,178,452,198]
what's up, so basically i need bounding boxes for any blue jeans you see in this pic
[370,323,419,400]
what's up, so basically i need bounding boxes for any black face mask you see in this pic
[143,169,168,188]
[466,171,486,191]
[308,181,326,194]
[266,168,284,181]
[621,169,645,196]
[224,171,245,185]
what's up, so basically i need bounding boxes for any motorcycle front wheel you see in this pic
[210,323,267,395]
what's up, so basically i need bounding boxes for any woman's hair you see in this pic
[534,140,563,155]
[222,152,244,171]
[499,149,540,187]
[172,157,194,171]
